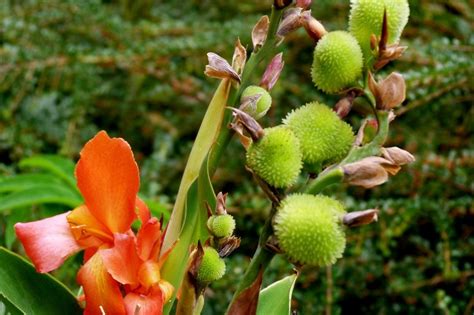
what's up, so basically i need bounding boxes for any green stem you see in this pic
[305,167,344,195]
[341,110,389,164]
[226,207,277,313]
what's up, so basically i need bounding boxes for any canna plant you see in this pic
[2,0,417,314]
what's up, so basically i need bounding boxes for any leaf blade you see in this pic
[0,247,82,315]
[256,274,298,315]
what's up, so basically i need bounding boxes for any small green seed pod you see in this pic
[349,0,410,62]
[246,126,303,188]
[284,102,354,167]
[196,247,226,283]
[208,214,236,238]
[311,31,363,94]
[240,85,272,119]
[274,194,346,266]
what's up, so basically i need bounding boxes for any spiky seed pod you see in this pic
[208,214,236,238]
[196,247,226,283]
[311,31,363,94]
[274,194,346,266]
[349,0,410,62]
[240,85,272,119]
[284,102,354,167]
[246,126,303,188]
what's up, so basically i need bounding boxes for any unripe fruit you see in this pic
[196,247,226,283]
[311,31,363,94]
[207,214,236,238]
[349,0,410,62]
[246,126,303,188]
[274,194,346,266]
[284,102,354,167]
[240,85,272,119]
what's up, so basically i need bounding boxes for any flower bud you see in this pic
[296,0,312,9]
[284,102,354,167]
[349,0,410,63]
[207,214,236,238]
[381,147,415,165]
[246,126,303,188]
[301,11,327,42]
[343,209,378,227]
[196,247,226,283]
[252,16,270,51]
[311,31,363,93]
[343,156,400,188]
[205,52,240,83]
[260,53,284,91]
[274,194,346,266]
[240,85,272,119]
[277,8,303,37]
[369,72,406,110]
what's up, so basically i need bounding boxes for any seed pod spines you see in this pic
[349,0,410,63]
[196,247,226,283]
[208,214,236,238]
[246,125,303,188]
[284,102,354,166]
[311,31,363,93]
[240,85,272,119]
[274,194,346,266]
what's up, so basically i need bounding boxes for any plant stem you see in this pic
[305,167,344,195]
[226,206,277,312]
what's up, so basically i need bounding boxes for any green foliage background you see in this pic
[0,0,472,314]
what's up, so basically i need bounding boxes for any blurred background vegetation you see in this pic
[0,0,472,314]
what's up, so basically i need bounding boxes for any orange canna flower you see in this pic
[14,131,173,315]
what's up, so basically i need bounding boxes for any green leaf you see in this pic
[0,174,62,193]
[0,294,23,315]
[0,185,83,212]
[162,79,231,252]
[19,155,77,191]
[0,247,82,315]
[256,274,298,315]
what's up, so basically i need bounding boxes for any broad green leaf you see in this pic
[0,185,83,212]
[0,294,23,315]
[0,247,82,315]
[162,154,218,314]
[196,154,216,242]
[162,79,231,252]
[19,155,77,191]
[162,182,200,314]
[0,174,62,193]
[256,274,298,315]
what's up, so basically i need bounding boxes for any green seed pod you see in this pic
[208,214,236,238]
[240,85,272,119]
[311,31,363,94]
[284,102,354,167]
[246,126,303,188]
[196,247,226,283]
[349,0,410,62]
[274,194,346,266]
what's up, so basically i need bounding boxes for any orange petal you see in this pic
[137,218,162,261]
[77,252,126,315]
[67,205,113,248]
[76,131,139,233]
[101,233,141,286]
[137,260,161,290]
[124,287,164,315]
[15,212,81,273]
[136,197,150,224]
